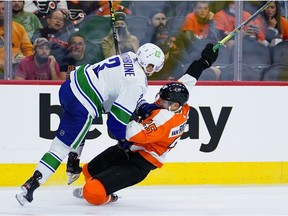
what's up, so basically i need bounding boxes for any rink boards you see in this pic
[1,81,288,186]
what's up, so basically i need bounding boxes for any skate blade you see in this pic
[15,193,28,206]
[67,173,81,185]
[73,188,83,199]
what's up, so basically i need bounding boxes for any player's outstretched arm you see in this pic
[185,43,219,80]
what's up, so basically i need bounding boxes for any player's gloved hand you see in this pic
[135,99,160,120]
[199,43,219,68]
[118,139,133,149]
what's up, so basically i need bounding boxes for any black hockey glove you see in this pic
[135,99,160,120]
[199,43,219,68]
[118,139,133,149]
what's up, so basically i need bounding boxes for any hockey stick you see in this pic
[213,0,275,51]
[109,0,120,54]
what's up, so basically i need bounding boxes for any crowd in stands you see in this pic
[102,11,139,58]
[0,0,287,81]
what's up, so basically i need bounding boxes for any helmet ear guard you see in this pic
[136,43,165,76]
[159,82,189,106]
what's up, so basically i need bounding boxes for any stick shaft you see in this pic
[109,0,120,55]
[213,0,275,51]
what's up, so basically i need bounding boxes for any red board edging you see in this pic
[0,80,288,86]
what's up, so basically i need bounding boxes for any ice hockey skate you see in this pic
[111,193,118,202]
[15,170,42,205]
[66,152,82,185]
[73,187,83,198]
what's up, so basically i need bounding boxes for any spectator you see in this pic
[12,0,43,40]
[60,34,103,79]
[14,37,61,80]
[260,1,288,46]
[31,10,75,66]
[102,11,139,58]
[24,0,68,25]
[0,1,33,76]
[140,9,188,65]
[214,1,265,49]
[181,1,220,43]
[149,25,185,80]
[95,1,132,17]
[140,9,167,45]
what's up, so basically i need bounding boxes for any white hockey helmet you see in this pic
[136,43,165,76]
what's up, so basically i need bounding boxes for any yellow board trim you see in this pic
[2,162,288,186]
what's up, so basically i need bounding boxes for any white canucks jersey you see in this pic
[69,52,147,140]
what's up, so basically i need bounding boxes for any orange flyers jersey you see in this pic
[126,104,190,168]
[256,16,288,41]
[214,10,251,32]
[280,17,288,40]
[214,10,264,40]
[182,12,210,38]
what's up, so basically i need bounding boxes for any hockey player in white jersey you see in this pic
[71,43,219,205]
[15,43,165,206]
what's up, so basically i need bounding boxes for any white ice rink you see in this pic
[1,185,288,216]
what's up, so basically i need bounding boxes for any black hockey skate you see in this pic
[111,193,118,202]
[15,170,42,206]
[66,152,82,185]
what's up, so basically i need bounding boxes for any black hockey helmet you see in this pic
[158,82,189,106]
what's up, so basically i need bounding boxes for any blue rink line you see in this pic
[1,185,288,216]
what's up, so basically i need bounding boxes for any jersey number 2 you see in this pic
[92,56,121,77]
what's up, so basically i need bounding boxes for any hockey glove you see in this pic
[66,152,82,185]
[199,43,219,68]
[135,99,160,120]
[118,139,133,149]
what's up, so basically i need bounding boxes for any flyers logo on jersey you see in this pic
[169,122,186,138]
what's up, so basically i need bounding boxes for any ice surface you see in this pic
[1,185,288,215]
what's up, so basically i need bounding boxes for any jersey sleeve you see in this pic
[178,73,197,92]
[107,83,146,141]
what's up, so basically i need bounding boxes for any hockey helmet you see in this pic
[136,43,165,76]
[158,82,189,106]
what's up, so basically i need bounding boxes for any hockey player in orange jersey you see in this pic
[73,43,219,205]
